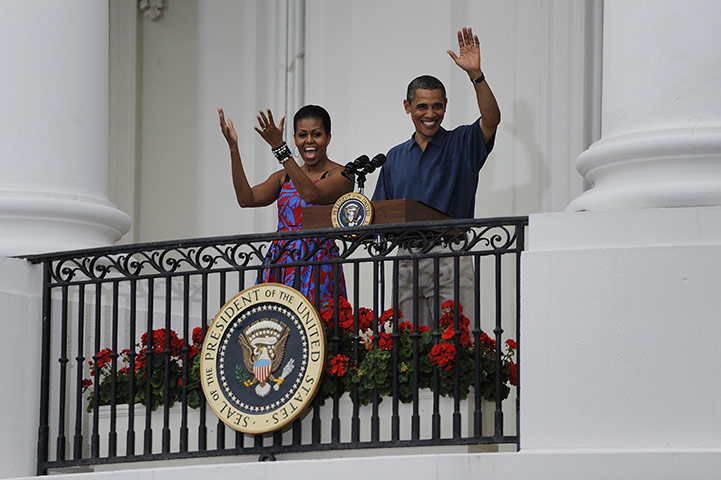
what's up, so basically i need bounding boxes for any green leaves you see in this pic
[235,364,250,385]
[84,327,206,412]
[316,302,517,407]
[84,309,518,414]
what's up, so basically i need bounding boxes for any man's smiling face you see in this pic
[404,88,447,143]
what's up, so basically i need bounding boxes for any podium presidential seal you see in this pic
[331,192,373,228]
[200,283,326,434]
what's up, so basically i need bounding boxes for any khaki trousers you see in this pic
[395,246,475,327]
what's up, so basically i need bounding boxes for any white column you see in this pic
[518,0,721,472]
[0,0,130,256]
[569,0,721,211]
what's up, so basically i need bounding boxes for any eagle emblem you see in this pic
[331,192,372,228]
[341,202,361,226]
[237,318,295,397]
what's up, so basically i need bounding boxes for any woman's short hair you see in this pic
[294,105,331,134]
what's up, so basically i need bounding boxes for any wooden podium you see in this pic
[302,199,450,230]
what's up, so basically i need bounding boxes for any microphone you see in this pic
[359,153,386,175]
[341,155,369,181]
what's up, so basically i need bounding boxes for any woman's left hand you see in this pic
[254,108,286,149]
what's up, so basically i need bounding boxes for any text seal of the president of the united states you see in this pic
[200,283,326,434]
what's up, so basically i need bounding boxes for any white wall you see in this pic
[110,1,297,244]
[0,258,43,478]
[11,449,721,480]
[522,207,721,450]
[304,0,596,218]
[110,0,597,244]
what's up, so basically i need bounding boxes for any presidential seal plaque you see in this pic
[200,283,326,434]
[331,191,373,228]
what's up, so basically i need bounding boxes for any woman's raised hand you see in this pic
[218,108,238,149]
[254,108,286,149]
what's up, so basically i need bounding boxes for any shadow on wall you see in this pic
[134,0,201,242]
[476,98,547,217]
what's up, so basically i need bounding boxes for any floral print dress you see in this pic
[259,174,347,306]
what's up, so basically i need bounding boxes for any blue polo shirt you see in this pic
[371,119,494,219]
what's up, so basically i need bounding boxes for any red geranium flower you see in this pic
[439,313,450,329]
[480,332,496,351]
[328,354,350,377]
[94,348,113,369]
[142,328,183,356]
[134,350,147,371]
[338,314,354,334]
[320,297,353,332]
[379,308,403,325]
[378,332,394,351]
[440,326,472,347]
[357,307,374,331]
[398,321,414,333]
[188,344,201,359]
[192,326,204,346]
[441,299,463,315]
[429,343,456,371]
[460,330,472,347]
[509,361,518,386]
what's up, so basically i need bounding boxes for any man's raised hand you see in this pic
[447,27,482,76]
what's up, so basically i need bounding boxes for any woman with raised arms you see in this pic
[218,105,352,305]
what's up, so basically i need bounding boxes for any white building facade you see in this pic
[2,0,721,478]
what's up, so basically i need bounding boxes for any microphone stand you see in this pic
[343,155,388,314]
[356,172,367,196]
[353,172,385,315]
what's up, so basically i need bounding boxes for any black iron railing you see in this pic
[26,217,527,474]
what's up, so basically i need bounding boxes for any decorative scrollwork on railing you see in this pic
[329,231,382,258]
[48,242,270,283]
[465,224,517,251]
[40,218,527,284]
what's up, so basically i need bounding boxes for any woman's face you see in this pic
[294,117,331,165]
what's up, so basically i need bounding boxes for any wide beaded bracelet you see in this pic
[271,142,293,164]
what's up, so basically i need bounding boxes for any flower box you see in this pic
[97,389,496,457]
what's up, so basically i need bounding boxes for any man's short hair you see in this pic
[293,104,331,135]
[406,75,447,103]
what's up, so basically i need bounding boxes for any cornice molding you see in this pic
[139,0,164,21]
